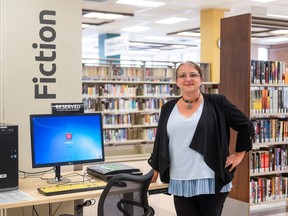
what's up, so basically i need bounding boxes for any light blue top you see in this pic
[167,100,232,197]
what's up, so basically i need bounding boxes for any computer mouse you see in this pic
[114,181,127,187]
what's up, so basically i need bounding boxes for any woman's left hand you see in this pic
[225,151,245,172]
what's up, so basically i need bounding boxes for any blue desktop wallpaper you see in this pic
[31,114,104,167]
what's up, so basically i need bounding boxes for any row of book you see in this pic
[145,67,174,78]
[83,84,138,97]
[103,128,156,143]
[82,83,177,98]
[82,98,169,112]
[250,146,287,173]
[250,87,288,114]
[252,118,288,143]
[82,65,110,79]
[250,175,288,204]
[112,66,143,77]
[251,60,288,84]
[103,113,160,126]
[82,65,176,80]
[138,128,157,141]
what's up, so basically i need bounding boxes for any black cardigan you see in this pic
[148,93,254,193]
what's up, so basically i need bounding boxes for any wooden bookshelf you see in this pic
[220,13,288,213]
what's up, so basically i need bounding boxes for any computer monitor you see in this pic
[30,113,105,184]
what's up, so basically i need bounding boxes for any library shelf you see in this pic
[82,58,217,159]
[220,13,288,211]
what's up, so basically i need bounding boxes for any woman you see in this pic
[148,61,254,216]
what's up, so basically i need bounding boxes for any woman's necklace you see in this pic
[181,93,201,110]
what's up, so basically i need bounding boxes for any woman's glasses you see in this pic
[176,72,202,80]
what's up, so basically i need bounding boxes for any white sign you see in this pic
[104,35,129,56]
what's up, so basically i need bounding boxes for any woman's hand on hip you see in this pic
[225,151,245,172]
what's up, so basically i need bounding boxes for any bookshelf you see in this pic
[220,13,288,213]
[82,58,218,159]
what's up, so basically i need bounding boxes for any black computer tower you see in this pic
[0,123,18,191]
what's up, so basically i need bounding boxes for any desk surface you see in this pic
[0,161,168,210]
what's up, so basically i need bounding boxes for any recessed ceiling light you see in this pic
[145,36,173,41]
[271,29,288,34]
[156,17,187,24]
[148,48,161,52]
[122,26,150,32]
[267,13,288,19]
[266,37,288,42]
[171,45,187,48]
[177,32,200,37]
[250,0,275,2]
[82,24,90,28]
[129,42,145,46]
[83,12,123,20]
[116,0,165,7]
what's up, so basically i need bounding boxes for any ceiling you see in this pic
[81,0,288,58]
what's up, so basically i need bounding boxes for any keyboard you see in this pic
[38,181,107,196]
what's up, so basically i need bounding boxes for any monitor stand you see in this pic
[47,166,71,184]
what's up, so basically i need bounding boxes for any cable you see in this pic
[75,199,96,214]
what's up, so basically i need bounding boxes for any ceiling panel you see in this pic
[82,0,288,57]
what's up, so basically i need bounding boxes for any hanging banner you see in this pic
[104,35,129,56]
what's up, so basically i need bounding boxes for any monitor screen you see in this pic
[30,113,105,183]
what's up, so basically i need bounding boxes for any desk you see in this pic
[0,161,168,215]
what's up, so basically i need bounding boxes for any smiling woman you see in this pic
[148,60,254,216]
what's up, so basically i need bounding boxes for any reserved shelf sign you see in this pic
[51,103,84,114]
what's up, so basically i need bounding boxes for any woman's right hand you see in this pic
[151,170,159,183]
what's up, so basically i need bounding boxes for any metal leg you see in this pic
[0,209,7,216]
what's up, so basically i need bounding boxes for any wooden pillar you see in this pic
[200,9,227,83]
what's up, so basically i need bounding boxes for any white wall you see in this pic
[0,0,82,172]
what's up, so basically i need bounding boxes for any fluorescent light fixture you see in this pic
[145,36,173,41]
[122,26,150,32]
[267,13,288,19]
[83,12,123,20]
[271,29,288,34]
[156,17,187,24]
[129,42,145,46]
[266,37,288,42]
[250,0,275,2]
[177,32,200,37]
[148,48,161,52]
[171,45,187,48]
[82,24,90,28]
[116,0,165,7]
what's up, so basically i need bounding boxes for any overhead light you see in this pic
[271,29,288,34]
[116,0,165,7]
[144,36,173,41]
[129,42,145,46]
[177,32,200,37]
[170,45,187,48]
[250,0,275,2]
[266,37,288,42]
[267,13,288,19]
[148,48,161,52]
[156,17,187,24]
[83,12,123,20]
[82,23,90,28]
[122,26,150,32]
